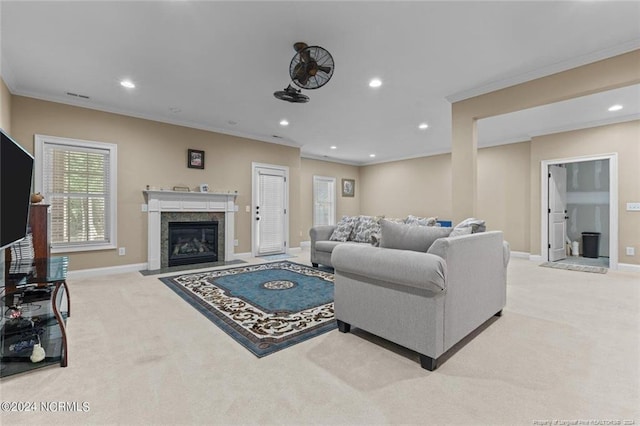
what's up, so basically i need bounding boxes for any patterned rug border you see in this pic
[159,261,337,357]
[539,261,608,274]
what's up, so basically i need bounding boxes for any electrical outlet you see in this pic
[626,247,635,256]
[141,204,148,212]
[627,202,640,211]
[118,247,126,256]
[245,205,250,213]
[234,239,239,247]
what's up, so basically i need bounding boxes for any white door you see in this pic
[253,164,288,256]
[548,165,568,261]
[313,176,336,227]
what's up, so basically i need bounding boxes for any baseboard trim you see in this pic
[67,262,148,279]
[232,252,253,259]
[617,263,640,273]
[509,251,530,259]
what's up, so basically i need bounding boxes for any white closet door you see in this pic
[254,166,287,255]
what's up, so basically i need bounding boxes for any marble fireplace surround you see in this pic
[144,190,237,270]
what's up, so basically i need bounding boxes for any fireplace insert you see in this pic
[168,221,218,267]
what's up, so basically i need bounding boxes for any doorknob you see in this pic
[256,217,260,221]
[565,216,569,220]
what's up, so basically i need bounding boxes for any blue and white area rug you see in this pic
[160,261,336,357]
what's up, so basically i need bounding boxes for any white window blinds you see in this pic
[313,176,336,226]
[36,135,117,252]
[258,172,285,254]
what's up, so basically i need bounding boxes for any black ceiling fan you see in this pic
[274,42,334,103]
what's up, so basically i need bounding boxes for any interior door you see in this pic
[253,165,287,256]
[548,165,568,261]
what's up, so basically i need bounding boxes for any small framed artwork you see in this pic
[188,149,205,169]
[342,178,355,197]
[199,184,209,193]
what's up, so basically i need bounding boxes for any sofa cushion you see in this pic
[331,244,446,293]
[315,240,364,253]
[351,215,383,243]
[330,216,358,242]
[380,219,452,252]
[405,215,438,227]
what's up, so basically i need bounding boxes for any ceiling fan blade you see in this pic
[297,73,310,86]
[293,63,307,81]
[317,65,332,74]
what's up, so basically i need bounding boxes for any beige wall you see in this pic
[359,154,452,221]
[0,77,10,132]
[11,96,302,270]
[452,50,640,222]
[477,141,531,252]
[528,121,640,264]
[299,158,360,239]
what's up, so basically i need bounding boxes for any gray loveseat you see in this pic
[331,220,509,371]
[310,214,438,268]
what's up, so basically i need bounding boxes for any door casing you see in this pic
[251,162,289,257]
[540,153,618,269]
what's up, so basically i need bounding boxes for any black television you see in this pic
[0,128,34,251]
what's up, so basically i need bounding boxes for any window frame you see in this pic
[34,134,118,253]
[312,175,336,227]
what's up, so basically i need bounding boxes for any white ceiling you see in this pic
[1,1,639,165]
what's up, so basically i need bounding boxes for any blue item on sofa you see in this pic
[436,220,452,227]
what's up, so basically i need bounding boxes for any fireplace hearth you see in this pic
[168,221,218,267]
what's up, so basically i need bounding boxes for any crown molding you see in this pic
[446,39,640,103]
[8,89,303,150]
[478,113,640,148]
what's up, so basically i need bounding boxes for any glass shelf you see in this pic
[1,256,69,378]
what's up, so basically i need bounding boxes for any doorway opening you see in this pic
[541,153,618,269]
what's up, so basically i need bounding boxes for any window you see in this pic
[313,176,336,226]
[35,135,117,253]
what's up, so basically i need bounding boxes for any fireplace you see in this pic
[168,221,218,267]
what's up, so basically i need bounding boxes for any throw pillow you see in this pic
[454,217,486,233]
[405,215,438,227]
[329,216,358,242]
[449,226,472,237]
[380,219,452,252]
[351,215,384,243]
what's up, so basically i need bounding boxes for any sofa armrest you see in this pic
[426,231,507,350]
[309,225,336,243]
[309,225,337,266]
[332,244,446,293]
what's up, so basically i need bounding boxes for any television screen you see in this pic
[0,129,34,251]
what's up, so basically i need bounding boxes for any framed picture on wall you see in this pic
[342,178,355,197]
[188,149,205,169]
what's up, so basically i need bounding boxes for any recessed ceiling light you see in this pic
[369,78,382,88]
[608,104,623,112]
[279,119,289,126]
[330,146,337,150]
[419,123,429,130]
[369,154,376,158]
[120,80,135,89]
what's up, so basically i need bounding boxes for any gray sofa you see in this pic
[331,227,509,371]
[310,215,440,268]
[309,225,365,268]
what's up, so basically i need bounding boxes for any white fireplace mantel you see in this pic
[144,190,237,270]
